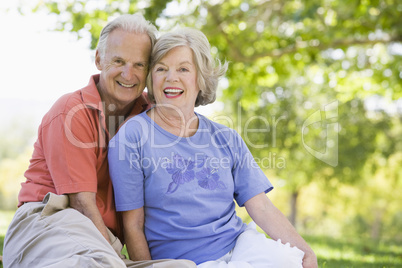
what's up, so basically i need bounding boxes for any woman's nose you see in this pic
[166,71,178,82]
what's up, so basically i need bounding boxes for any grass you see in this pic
[1,209,401,268]
[1,210,15,268]
[305,235,402,267]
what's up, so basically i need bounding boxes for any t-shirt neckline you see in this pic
[142,109,205,141]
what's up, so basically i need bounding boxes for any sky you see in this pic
[0,1,100,126]
[0,2,98,102]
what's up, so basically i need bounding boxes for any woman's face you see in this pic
[151,46,199,113]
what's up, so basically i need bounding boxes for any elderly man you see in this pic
[3,13,195,268]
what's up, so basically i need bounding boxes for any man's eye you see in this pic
[136,63,145,68]
[114,59,124,64]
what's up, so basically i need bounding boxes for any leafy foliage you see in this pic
[19,0,402,235]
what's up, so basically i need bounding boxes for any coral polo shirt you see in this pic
[18,74,149,240]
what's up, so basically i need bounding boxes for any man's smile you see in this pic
[117,81,136,88]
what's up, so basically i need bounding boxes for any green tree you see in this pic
[28,0,402,229]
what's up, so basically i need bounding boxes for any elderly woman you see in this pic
[108,28,317,268]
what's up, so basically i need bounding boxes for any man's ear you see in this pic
[95,50,102,71]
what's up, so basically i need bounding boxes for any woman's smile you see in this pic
[164,87,184,98]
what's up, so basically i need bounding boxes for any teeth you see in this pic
[118,81,135,88]
[164,89,183,93]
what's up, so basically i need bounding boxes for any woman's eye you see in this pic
[179,68,189,72]
[156,67,165,72]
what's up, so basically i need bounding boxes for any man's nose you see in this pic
[121,65,135,81]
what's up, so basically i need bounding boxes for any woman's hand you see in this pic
[122,207,152,261]
[245,193,318,268]
[302,251,318,268]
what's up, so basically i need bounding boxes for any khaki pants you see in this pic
[3,193,195,268]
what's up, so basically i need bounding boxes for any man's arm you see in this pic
[69,192,111,244]
[121,207,151,261]
[244,192,318,268]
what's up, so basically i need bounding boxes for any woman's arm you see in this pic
[244,192,317,268]
[121,207,152,261]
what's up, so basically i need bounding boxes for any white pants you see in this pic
[198,222,304,268]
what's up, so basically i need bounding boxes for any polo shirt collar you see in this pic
[82,74,103,111]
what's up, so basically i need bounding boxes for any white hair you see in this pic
[96,13,158,58]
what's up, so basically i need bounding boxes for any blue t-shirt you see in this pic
[108,111,273,264]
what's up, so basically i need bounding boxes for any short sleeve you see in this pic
[108,118,147,211]
[41,106,99,194]
[231,130,274,207]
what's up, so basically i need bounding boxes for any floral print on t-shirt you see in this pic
[164,153,226,193]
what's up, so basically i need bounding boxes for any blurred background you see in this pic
[0,0,401,267]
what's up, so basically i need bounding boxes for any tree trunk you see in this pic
[289,191,299,227]
[371,209,383,240]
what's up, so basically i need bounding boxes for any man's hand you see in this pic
[69,192,111,244]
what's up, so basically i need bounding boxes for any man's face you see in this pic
[95,29,152,108]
